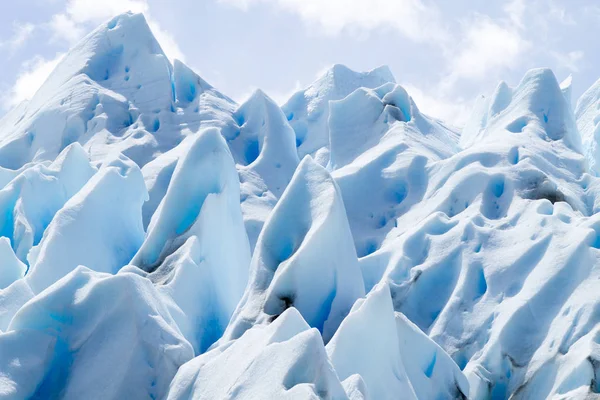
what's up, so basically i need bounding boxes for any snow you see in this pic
[3,11,600,400]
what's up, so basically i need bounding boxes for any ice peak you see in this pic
[324,64,396,86]
[224,155,364,343]
[231,88,298,169]
[282,64,397,162]
[461,68,581,153]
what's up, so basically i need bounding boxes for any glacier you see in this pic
[3,11,600,400]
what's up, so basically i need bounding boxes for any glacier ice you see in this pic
[4,11,600,400]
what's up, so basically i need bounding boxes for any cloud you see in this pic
[445,16,530,86]
[504,0,525,28]
[0,22,35,55]
[64,0,148,23]
[2,53,65,109]
[48,14,85,44]
[47,0,184,61]
[220,0,447,42]
[551,50,585,73]
[403,83,472,127]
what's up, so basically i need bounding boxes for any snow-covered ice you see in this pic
[3,11,600,400]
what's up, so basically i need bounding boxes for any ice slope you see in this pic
[576,76,600,176]
[4,11,600,400]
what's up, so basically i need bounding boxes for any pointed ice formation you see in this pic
[326,282,469,399]
[132,126,250,270]
[231,89,300,248]
[231,89,298,189]
[25,154,147,293]
[282,64,395,165]
[461,69,581,152]
[224,156,365,343]
[166,307,347,399]
[4,266,193,400]
[326,282,419,399]
[131,128,250,340]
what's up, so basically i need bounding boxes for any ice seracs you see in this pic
[5,11,600,400]
[232,89,299,249]
[131,128,250,349]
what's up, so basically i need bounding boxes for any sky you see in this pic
[0,0,597,126]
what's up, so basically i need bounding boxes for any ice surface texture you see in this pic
[3,11,600,400]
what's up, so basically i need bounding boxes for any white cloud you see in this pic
[64,0,148,23]
[47,0,184,61]
[147,20,185,62]
[551,50,584,73]
[2,53,65,109]
[220,0,447,42]
[48,14,84,44]
[403,83,472,127]
[504,0,525,28]
[446,17,530,85]
[269,80,302,105]
[0,22,35,54]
